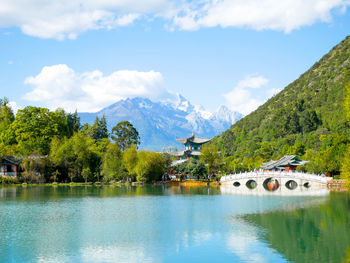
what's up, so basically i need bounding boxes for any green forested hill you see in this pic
[213,36,350,176]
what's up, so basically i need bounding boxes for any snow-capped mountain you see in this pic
[209,105,243,133]
[79,96,242,150]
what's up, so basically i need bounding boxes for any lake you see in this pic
[0,185,349,263]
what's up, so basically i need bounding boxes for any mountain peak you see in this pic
[79,95,242,150]
[212,105,243,124]
[174,93,194,113]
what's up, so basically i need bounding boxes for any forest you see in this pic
[2,36,350,185]
[0,100,173,184]
[0,98,221,184]
[212,36,350,180]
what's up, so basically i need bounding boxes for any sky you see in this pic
[1,0,350,115]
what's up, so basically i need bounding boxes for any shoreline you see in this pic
[0,179,347,191]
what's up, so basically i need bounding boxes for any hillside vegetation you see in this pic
[213,36,350,176]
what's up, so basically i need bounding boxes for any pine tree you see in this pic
[98,115,109,139]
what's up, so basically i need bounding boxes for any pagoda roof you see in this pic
[1,156,20,166]
[176,135,211,145]
[169,151,185,157]
[169,150,202,157]
[261,155,308,170]
[171,159,188,166]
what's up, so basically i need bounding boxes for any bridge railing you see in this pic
[220,170,332,184]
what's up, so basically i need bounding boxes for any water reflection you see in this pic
[243,192,350,263]
[0,185,348,263]
[220,184,330,196]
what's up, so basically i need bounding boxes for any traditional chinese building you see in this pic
[170,133,211,163]
[261,155,308,172]
[1,156,20,178]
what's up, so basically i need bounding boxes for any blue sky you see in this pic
[0,0,349,115]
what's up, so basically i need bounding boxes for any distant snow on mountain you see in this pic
[79,95,242,150]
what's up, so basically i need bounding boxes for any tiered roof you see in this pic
[261,155,308,170]
[1,156,20,166]
[176,135,211,145]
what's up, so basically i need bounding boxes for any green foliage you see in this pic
[123,145,138,181]
[82,167,91,183]
[341,146,350,188]
[66,110,81,137]
[341,81,350,187]
[7,107,80,155]
[49,132,100,182]
[135,151,166,183]
[81,115,108,140]
[0,98,16,154]
[244,193,350,263]
[212,36,350,175]
[186,159,207,179]
[111,121,140,151]
[0,101,167,184]
[201,144,220,177]
[20,156,46,183]
[101,143,125,182]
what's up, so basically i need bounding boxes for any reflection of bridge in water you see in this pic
[220,171,332,196]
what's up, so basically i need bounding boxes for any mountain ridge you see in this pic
[212,35,350,175]
[79,96,242,150]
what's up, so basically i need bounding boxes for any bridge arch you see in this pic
[233,182,240,187]
[220,171,331,192]
[304,182,310,188]
[263,178,280,192]
[285,180,298,190]
[246,180,257,189]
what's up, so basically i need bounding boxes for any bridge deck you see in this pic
[221,171,332,185]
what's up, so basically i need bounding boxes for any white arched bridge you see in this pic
[220,171,332,193]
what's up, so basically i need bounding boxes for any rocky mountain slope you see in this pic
[212,36,350,174]
[79,96,242,150]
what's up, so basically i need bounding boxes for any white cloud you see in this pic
[173,0,349,32]
[80,244,154,263]
[0,0,163,40]
[23,64,171,112]
[224,74,279,115]
[8,101,21,115]
[0,0,348,39]
[236,75,269,89]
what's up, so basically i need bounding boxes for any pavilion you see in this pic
[0,156,20,178]
[261,155,308,172]
[170,133,211,165]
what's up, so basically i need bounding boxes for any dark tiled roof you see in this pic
[1,156,21,165]
[261,155,308,170]
[176,135,211,144]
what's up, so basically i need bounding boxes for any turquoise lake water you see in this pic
[0,185,349,263]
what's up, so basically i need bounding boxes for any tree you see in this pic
[134,151,166,183]
[187,159,207,179]
[111,121,140,151]
[99,115,109,139]
[49,132,98,182]
[341,81,350,187]
[82,167,91,183]
[0,97,15,146]
[52,170,60,183]
[66,110,81,137]
[300,110,320,133]
[201,144,220,180]
[122,145,138,182]
[255,141,275,161]
[9,106,68,155]
[101,143,124,182]
[135,151,149,183]
[20,157,45,183]
[341,147,350,188]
